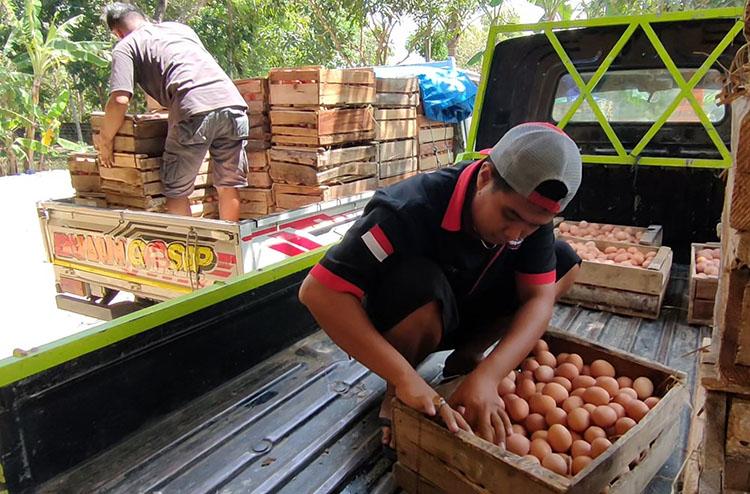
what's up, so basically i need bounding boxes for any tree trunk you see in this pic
[155,0,168,22]
[23,77,42,172]
[227,0,235,77]
[71,88,83,143]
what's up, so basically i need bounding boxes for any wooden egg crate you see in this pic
[392,328,688,494]
[687,242,720,326]
[558,237,673,319]
[554,219,663,247]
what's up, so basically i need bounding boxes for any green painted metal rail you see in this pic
[467,8,745,169]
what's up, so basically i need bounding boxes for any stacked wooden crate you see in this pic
[268,66,378,211]
[417,114,455,172]
[91,112,215,215]
[234,77,274,219]
[67,153,105,207]
[681,95,750,493]
[374,77,419,187]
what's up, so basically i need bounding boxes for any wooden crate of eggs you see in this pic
[559,238,673,319]
[687,242,721,326]
[392,328,688,494]
[555,220,663,246]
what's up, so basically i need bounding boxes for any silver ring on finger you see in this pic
[433,395,448,412]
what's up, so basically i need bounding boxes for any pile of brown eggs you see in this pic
[557,221,645,244]
[567,240,656,268]
[499,340,660,477]
[695,247,721,278]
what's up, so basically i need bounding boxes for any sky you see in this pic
[387,0,546,65]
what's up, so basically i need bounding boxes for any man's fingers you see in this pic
[477,418,495,444]
[490,412,506,447]
[500,409,513,435]
[439,405,459,433]
[453,410,473,434]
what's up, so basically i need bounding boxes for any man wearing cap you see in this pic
[299,123,583,448]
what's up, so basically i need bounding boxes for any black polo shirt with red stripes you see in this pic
[309,159,557,307]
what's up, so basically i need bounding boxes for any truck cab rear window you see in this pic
[552,68,725,123]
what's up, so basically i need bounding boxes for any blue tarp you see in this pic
[373,59,478,124]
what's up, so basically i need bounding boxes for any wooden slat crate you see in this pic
[558,238,673,319]
[379,157,417,179]
[270,160,376,187]
[379,171,418,188]
[726,396,750,491]
[112,153,161,170]
[378,138,418,163]
[247,170,272,188]
[90,111,168,138]
[272,177,377,210]
[418,125,454,144]
[94,133,165,156]
[269,144,375,170]
[393,328,688,494]
[419,150,454,171]
[419,139,453,158]
[234,77,269,113]
[555,220,663,246]
[68,153,101,193]
[375,77,420,108]
[688,242,721,325]
[268,66,375,107]
[270,107,375,146]
[375,108,418,140]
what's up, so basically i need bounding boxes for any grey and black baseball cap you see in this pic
[488,122,582,213]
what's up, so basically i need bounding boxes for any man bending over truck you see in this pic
[96,3,249,221]
[299,123,583,450]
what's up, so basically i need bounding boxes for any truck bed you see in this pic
[39,265,704,494]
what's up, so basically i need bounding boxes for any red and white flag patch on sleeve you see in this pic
[361,225,394,262]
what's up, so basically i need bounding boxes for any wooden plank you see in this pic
[68,154,99,174]
[101,179,163,197]
[271,129,375,147]
[98,167,160,185]
[393,463,444,494]
[247,127,270,141]
[73,195,107,208]
[270,107,374,135]
[248,112,269,129]
[419,126,454,144]
[559,283,664,320]
[681,367,708,494]
[246,150,268,170]
[269,83,375,107]
[376,92,419,107]
[273,177,377,209]
[419,151,454,171]
[238,202,271,216]
[378,171,418,188]
[269,161,376,186]
[237,188,273,203]
[379,157,417,179]
[269,66,375,85]
[419,139,454,157]
[90,111,168,138]
[730,110,750,229]
[699,390,727,493]
[269,145,375,168]
[112,153,162,170]
[377,138,417,162]
[105,193,166,210]
[246,139,271,151]
[97,135,165,155]
[701,324,750,396]
[375,119,417,140]
[70,175,101,193]
[247,170,272,188]
[374,107,417,120]
[726,397,750,465]
[233,77,268,95]
[376,77,419,93]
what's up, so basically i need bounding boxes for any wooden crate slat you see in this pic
[419,151,454,171]
[378,138,418,162]
[374,107,418,120]
[112,153,162,170]
[105,193,166,210]
[269,145,375,168]
[90,112,168,138]
[234,77,268,95]
[99,167,160,185]
[376,77,419,93]
[273,177,377,209]
[70,175,101,193]
[419,139,454,157]
[559,283,664,320]
[269,83,375,107]
[393,463,444,494]
[270,107,373,135]
[376,92,419,107]
[688,242,720,325]
[247,170,272,188]
[376,119,418,140]
[68,154,99,174]
[270,161,376,186]
[271,129,375,147]
[378,171,418,188]
[269,66,375,84]
[237,188,273,203]
[379,157,417,179]
[95,134,165,155]
[419,126,454,143]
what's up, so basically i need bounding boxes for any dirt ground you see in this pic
[0,170,100,358]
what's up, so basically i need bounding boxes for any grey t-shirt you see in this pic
[109,22,246,123]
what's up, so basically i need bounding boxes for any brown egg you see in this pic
[508,398,530,422]
[583,386,610,406]
[571,430,582,442]
[548,424,573,453]
[590,360,616,378]
[536,382,546,393]
[567,407,591,432]
[522,358,540,372]
[625,400,650,422]
[605,426,617,437]
[545,407,567,427]
[525,413,547,433]
[534,339,549,354]
[590,437,612,458]
[531,430,548,441]
[609,402,626,419]
[516,378,537,400]
[512,424,527,436]
[584,426,606,443]
[537,351,557,368]
[566,353,585,372]
[529,438,552,461]
[562,395,584,413]
[556,362,580,381]
[552,376,573,392]
[503,393,519,409]
[616,376,632,389]
[572,375,597,389]
[543,382,569,405]
[520,370,534,380]
[522,454,541,464]
[633,377,654,400]
[644,397,660,409]
[615,417,637,435]
[530,393,557,415]
[535,365,555,383]
[556,352,570,364]
[612,391,635,406]
[591,405,618,428]
[507,433,531,456]
[498,377,516,396]
[571,388,587,398]
[583,403,597,414]
[570,439,591,458]
[581,364,591,376]
[572,455,592,475]
[542,453,568,475]
[595,376,619,397]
